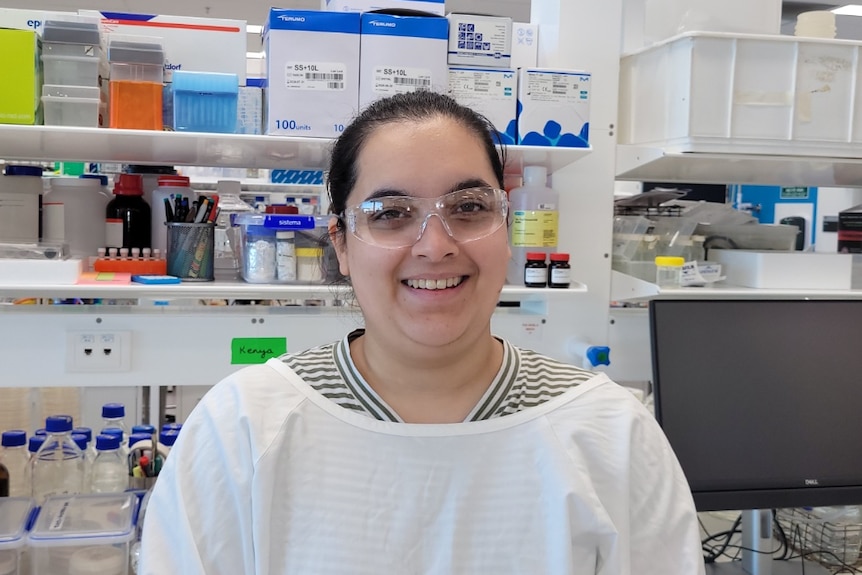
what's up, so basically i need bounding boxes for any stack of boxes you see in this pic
[263,3,449,139]
[0,28,42,126]
[40,20,101,127]
[446,13,517,144]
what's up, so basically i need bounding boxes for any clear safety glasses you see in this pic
[343,186,508,249]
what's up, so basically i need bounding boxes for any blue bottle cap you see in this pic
[586,345,611,367]
[102,403,125,419]
[28,435,45,453]
[45,415,74,433]
[1,430,26,447]
[128,432,152,446]
[4,165,43,177]
[159,429,179,447]
[161,423,182,431]
[80,174,109,186]
[34,428,47,436]
[72,427,92,442]
[101,427,124,440]
[71,433,88,451]
[131,424,156,435]
[95,434,121,451]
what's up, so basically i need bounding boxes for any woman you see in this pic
[140,92,704,574]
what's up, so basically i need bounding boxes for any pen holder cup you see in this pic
[166,222,215,281]
[129,476,158,491]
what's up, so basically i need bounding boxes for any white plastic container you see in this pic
[234,213,330,284]
[0,165,42,242]
[506,166,559,285]
[41,20,101,86]
[41,85,99,127]
[0,497,34,575]
[28,492,137,575]
[795,11,836,39]
[42,176,110,258]
[619,32,862,156]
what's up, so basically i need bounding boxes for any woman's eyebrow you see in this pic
[363,178,492,201]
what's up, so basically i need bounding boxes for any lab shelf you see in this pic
[0,279,588,301]
[615,145,862,187]
[610,270,862,302]
[0,124,591,173]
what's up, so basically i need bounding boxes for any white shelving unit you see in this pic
[0,124,590,172]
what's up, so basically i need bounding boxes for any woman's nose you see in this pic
[412,213,459,260]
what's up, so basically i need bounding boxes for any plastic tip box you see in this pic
[171,70,239,133]
[108,39,165,130]
[41,20,101,87]
[42,85,100,127]
[0,497,35,575]
[27,492,138,575]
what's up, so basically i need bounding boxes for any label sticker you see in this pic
[373,66,432,95]
[526,73,587,104]
[285,62,346,91]
[231,337,287,365]
[510,210,559,248]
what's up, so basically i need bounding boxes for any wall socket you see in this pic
[66,331,132,373]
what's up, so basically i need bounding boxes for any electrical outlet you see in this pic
[66,331,132,373]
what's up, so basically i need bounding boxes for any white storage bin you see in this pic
[0,498,34,575]
[41,85,99,127]
[712,249,853,289]
[28,492,137,575]
[619,32,862,157]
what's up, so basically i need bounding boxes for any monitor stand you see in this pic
[705,509,831,575]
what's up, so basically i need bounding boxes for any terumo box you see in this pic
[359,12,448,110]
[712,249,852,290]
[447,13,512,68]
[79,10,246,84]
[448,67,516,144]
[321,0,446,17]
[264,9,360,138]
[517,68,591,147]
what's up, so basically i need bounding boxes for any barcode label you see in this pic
[474,81,490,92]
[285,62,346,91]
[393,76,431,87]
[374,66,433,95]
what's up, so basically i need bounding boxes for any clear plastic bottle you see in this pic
[31,415,85,504]
[0,430,30,497]
[507,166,559,285]
[102,403,129,435]
[28,435,45,461]
[71,433,91,493]
[90,434,128,494]
[101,427,129,457]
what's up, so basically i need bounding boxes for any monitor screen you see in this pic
[650,299,862,512]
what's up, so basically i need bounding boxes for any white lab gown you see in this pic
[140,358,705,574]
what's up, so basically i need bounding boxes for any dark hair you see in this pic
[327,91,506,235]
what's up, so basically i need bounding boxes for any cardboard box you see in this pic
[511,22,538,70]
[712,249,852,290]
[0,29,42,125]
[448,67,516,144]
[264,10,360,138]
[517,68,591,147]
[0,8,77,35]
[359,12,448,110]
[321,0,446,16]
[79,10,246,84]
[447,13,511,69]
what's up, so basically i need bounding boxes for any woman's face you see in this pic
[334,116,510,350]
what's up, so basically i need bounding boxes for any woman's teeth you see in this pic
[405,277,463,290]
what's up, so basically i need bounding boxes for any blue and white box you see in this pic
[448,67,517,145]
[264,9,360,138]
[359,12,448,110]
[517,68,591,148]
[322,0,446,17]
[447,13,511,69]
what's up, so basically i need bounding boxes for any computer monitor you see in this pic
[649,299,862,575]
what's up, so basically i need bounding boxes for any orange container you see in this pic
[109,81,163,130]
[94,257,167,275]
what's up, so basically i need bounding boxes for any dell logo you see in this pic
[804,479,820,486]
[278,15,306,22]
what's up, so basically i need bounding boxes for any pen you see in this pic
[164,197,174,223]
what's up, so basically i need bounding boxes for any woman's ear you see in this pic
[328,216,351,278]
